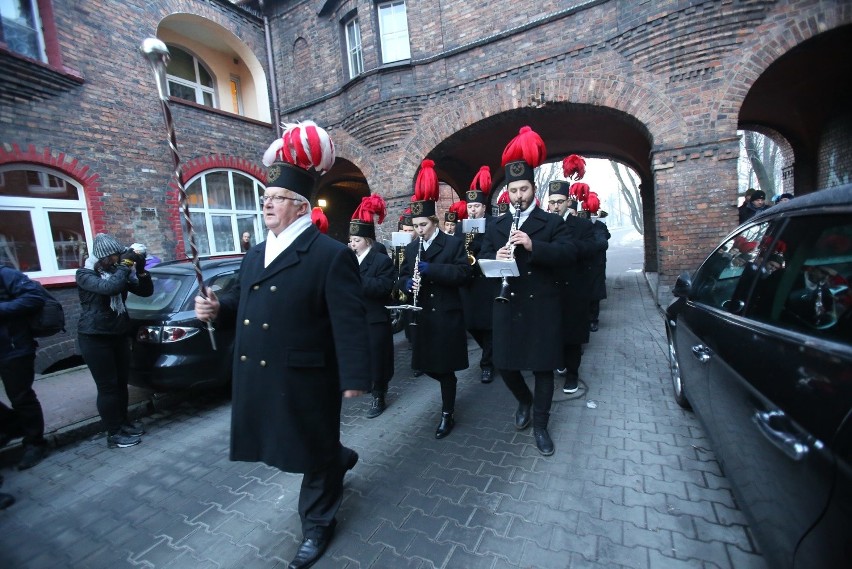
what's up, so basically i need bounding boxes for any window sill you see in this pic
[0,45,84,101]
[169,96,271,127]
[32,275,77,288]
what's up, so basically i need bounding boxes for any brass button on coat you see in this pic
[262,323,269,330]
[243,319,250,325]
[240,355,247,361]
[260,360,267,367]
[270,286,277,292]
[252,285,259,290]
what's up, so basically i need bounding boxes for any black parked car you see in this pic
[126,256,242,392]
[665,185,852,569]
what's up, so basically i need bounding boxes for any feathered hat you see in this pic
[570,182,590,203]
[350,195,387,240]
[496,189,511,215]
[410,159,439,218]
[445,200,468,223]
[398,207,413,230]
[501,126,546,184]
[562,154,586,181]
[311,207,329,234]
[466,166,492,205]
[582,191,601,215]
[262,120,335,200]
[548,180,571,197]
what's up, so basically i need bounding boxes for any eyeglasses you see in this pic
[548,199,567,206]
[261,194,301,205]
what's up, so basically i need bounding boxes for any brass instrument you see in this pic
[396,245,407,301]
[464,226,479,265]
[496,205,522,303]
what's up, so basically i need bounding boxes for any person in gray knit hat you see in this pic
[76,233,153,448]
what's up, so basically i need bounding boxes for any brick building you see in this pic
[1,0,850,371]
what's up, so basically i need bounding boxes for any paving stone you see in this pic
[432,496,476,525]
[369,520,418,554]
[596,536,650,569]
[443,546,496,569]
[405,531,453,567]
[476,530,524,565]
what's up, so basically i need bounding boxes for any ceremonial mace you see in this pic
[140,38,216,350]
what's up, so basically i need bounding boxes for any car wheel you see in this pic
[667,325,691,409]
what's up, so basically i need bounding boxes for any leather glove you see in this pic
[119,249,136,263]
[417,261,430,276]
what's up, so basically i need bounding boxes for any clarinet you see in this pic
[496,206,522,303]
[410,236,424,324]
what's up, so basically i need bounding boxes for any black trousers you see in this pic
[78,333,131,434]
[298,445,357,539]
[468,328,493,370]
[499,369,554,429]
[589,300,601,323]
[424,372,457,412]
[563,344,582,379]
[0,354,45,446]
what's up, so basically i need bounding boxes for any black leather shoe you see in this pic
[589,321,599,332]
[345,449,359,471]
[366,391,386,418]
[514,402,531,430]
[480,368,493,383]
[533,428,555,456]
[435,412,454,439]
[288,535,331,569]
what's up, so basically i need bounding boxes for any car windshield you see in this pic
[126,274,191,313]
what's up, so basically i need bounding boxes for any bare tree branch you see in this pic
[610,161,644,235]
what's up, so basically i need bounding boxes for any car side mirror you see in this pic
[672,271,692,298]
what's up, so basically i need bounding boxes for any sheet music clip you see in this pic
[477,259,519,278]
[462,218,485,233]
[391,232,413,247]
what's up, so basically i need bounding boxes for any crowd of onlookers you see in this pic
[738,188,794,224]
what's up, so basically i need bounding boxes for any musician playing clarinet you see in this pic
[479,126,576,456]
[398,159,472,439]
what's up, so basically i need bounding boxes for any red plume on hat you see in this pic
[501,126,547,168]
[311,207,328,234]
[496,189,510,205]
[469,166,492,195]
[262,120,335,174]
[562,154,586,181]
[569,182,590,202]
[448,200,468,220]
[414,159,439,201]
[583,192,601,214]
[352,194,387,224]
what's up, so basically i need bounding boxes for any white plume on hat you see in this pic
[262,120,335,174]
[130,243,147,255]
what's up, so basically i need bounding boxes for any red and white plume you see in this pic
[414,159,439,202]
[352,194,387,224]
[469,165,492,195]
[569,182,590,203]
[262,120,336,174]
[449,200,468,220]
[583,192,601,215]
[496,189,510,205]
[562,154,586,181]
[501,126,547,168]
[311,206,329,234]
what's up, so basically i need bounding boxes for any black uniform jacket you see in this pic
[460,219,500,330]
[479,207,577,371]
[398,230,472,373]
[589,220,611,301]
[359,248,395,384]
[555,214,602,345]
[218,225,371,473]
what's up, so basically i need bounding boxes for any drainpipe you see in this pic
[258,0,281,137]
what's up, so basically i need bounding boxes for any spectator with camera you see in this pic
[76,234,153,448]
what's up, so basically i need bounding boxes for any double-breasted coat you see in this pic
[555,214,602,345]
[358,248,395,386]
[479,207,577,371]
[589,219,611,301]
[398,230,472,374]
[217,226,371,473]
[460,220,500,330]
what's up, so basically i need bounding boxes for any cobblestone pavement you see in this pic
[0,271,767,569]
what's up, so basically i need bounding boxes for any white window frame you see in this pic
[344,15,364,79]
[166,45,217,108]
[186,169,265,255]
[0,0,47,62]
[377,1,410,64]
[0,165,93,277]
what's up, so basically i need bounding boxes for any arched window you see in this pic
[166,45,216,108]
[0,166,92,275]
[185,170,265,255]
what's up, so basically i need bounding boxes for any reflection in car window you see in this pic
[181,271,238,311]
[692,223,769,311]
[126,275,187,312]
[747,215,852,342]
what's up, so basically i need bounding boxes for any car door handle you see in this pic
[691,344,712,363]
[752,410,809,461]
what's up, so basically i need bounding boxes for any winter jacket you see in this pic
[76,263,153,336]
[0,265,45,363]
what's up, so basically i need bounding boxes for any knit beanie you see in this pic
[92,233,125,259]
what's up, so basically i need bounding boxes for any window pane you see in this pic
[166,46,196,82]
[232,174,258,210]
[237,214,257,251]
[0,0,44,61]
[185,212,209,256]
[692,223,768,310]
[378,1,410,62]
[205,172,231,209]
[0,210,40,272]
[346,18,364,78]
[0,169,78,200]
[168,80,196,103]
[186,178,203,207]
[48,211,87,269]
[198,64,213,88]
[211,215,234,253]
[202,91,214,107]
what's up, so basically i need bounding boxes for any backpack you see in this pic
[28,282,66,337]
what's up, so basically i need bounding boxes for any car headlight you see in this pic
[136,326,201,343]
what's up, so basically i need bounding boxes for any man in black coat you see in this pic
[195,124,370,569]
[583,212,611,331]
[479,133,577,456]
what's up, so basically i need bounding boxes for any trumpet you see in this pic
[496,205,522,303]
